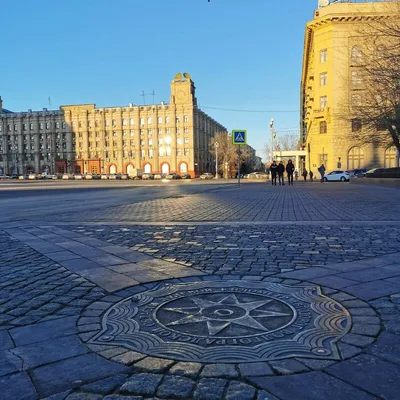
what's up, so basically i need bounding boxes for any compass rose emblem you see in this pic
[164,293,292,336]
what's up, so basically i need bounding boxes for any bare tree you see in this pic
[276,135,299,151]
[347,3,400,154]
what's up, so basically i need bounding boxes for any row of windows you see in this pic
[0,122,66,132]
[319,46,364,65]
[89,148,191,160]
[80,137,190,149]
[318,119,388,134]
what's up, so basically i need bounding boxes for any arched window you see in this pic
[109,164,117,174]
[147,117,152,124]
[126,164,135,176]
[144,163,151,173]
[140,118,145,126]
[180,163,188,173]
[158,117,162,124]
[161,163,169,174]
[385,146,398,168]
[351,46,363,64]
[165,116,170,124]
[348,147,365,169]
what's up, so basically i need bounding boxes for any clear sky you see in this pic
[1,0,318,159]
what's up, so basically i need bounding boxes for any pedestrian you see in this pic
[277,161,285,186]
[309,170,314,182]
[286,159,295,186]
[318,164,326,182]
[270,161,278,186]
[302,168,308,182]
[295,169,299,181]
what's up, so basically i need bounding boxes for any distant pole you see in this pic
[238,145,241,187]
[270,118,275,162]
[141,91,146,105]
[214,142,219,179]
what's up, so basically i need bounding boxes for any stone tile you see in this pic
[341,333,376,347]
[0,372,38,400]
[78,268,139,292]
[368,331,400,364]
[45,251,82,262]
[277,267,335,280]
[238,362,274,377]
[337,266,400,283]
[225,381,256,400]
[327,354,400,399]
[114,252,154,263]
[104,396,142,400]
[12,335,89,368]
[156,375,195,399]
[338,342,363,359]
[125,270,171,283]
[79,374,127,395]
[10,316,78,346]
[257,390,280,400]
[200,364,239,378]
[86,254,128,267]
[0,330,14,350]
[193,378,228,400]
[269,359,309,375]
[108,263,141,273]
[134,357,175,373]
[350,324,381,336]
[42,389,72,400]
[65,393,103,400]
[31,353,129,398]
[120,373,163,396]
[248,371,377,400]
[0,350,23,377]
[344,280,400,300]
[168,362,202,378]
[309,275,357,289]
[111,351,145,365]
[58,259,103,273]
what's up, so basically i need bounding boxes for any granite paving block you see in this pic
[79,374,127,395]
[12,335,89,368]
[134,357,174,373]
[156,375,195,399]
[10,316,78,346]
[0,350,23,377]
[248,371,377,400]
[31,353,129,397]
[344,280,400,300]
[225,381,256,400]
[193,378,228,400]
[309,275,357,289]
[120,373,163,396]
[277,267,335,280]
[327,354,400,399]
[337,266,400,283]
[58,259,103,273]
[0,372,38,400]
[168,362,202,378]
[0,330,14,350]
[239,362,274,377]
[44,251,82,262]
[200,364,239,378]
[368,332,400,364]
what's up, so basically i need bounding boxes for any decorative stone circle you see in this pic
[89,280,351,363]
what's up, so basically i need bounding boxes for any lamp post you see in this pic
[11,144,18,176]
[269,118,276,162]
[214,141,219,179]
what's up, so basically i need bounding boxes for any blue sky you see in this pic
[1,0,317,158]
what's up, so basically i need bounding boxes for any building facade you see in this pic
[0,73,226,177]
[301,1,399,172]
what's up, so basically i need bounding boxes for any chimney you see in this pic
[0,96,2,113]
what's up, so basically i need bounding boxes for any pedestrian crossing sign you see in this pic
[232,130,247,145]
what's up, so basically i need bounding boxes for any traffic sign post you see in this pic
[232,130,247,187]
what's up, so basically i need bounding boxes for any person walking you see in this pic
[318,164,326,182]
[295,169,299,181]
[277,161,285,186]
[286,159,295,186]
[270,161,278,186]
[309,170,314,182]
[302,168,308,182]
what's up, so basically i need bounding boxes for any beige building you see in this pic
[301,0,399,172]
[0,73,226,177]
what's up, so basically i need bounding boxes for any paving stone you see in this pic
[238,362,274,377]
[338,342,362,359]
[0,330,14,350]
[296,358,337,369]
[269,359,309,375]
[344,281,400,301]
[134,357,175,373]
[249,371,377,400]
[79,374,128,395]
[327,354,400,399]
[193,378,228,400]
[104,396,142,400]
[112,351,146,365]
[120,373,163,396]
[65,393,103,400]
[168,362,202,378]
[350,324,381,336]
[341,333,376,347]
[0,372,38,400]
[12,335,89,368]
[42,390,72,400]
[310,276,357,289]
[256,390,280,400]
[200,364,239,378]
[156,375,195,399]
[31,353,129,398]
[369,331,400,364]
[225,381,256,400]
[0,349,23,377]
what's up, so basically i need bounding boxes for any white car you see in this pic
[323,170,350,182]
[200,173,214,180]
[74,174,83,180]
[62,174,74,180]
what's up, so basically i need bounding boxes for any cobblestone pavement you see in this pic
[38,183,400,222]
[1,183,400,399]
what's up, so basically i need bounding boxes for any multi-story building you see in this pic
[301,0,399,172]
[0,73,226,177]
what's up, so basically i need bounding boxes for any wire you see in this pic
[200,106,300,113]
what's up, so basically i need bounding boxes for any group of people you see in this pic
[269,160,319,186]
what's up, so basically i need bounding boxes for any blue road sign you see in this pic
[232,130,247,145]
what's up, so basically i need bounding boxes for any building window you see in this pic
[320,49,328,63]
[351,70,362,86]
[62,122,66,128]
[122,119,127,126]
[159,138,163,145]
[141,150,145,159]
[130,140,135,146]
[184,115,188,123]
[147,117,152,124]
[140,129,144,136]
[348,146,364,169]
[23,124,27,131]
[112,119,117,127]
[184,127,189,133]
[177,138,182,145]
[130,118,134,125]
[106,120,110,127]
[319,72,327,86]
[113,141,117,147]
[148,129,152,136]
[177,149,182,156]
[176,127,180,134]
[159,148,165,157]
[158,129,163,135]
[130,130,135,136]
[320,96,328,109]
[122,130,127,136]
[113,131,117,137]
[180,162,188,173]
[351,46,363,65]
[166,147,172,156]
[148,149,153,159]
[166,128,170,134]
[385,146,398,168]
[148,139,153,146]
[14,124,18,131]
[95,120,99,127]
[166,116,170,124]
[352,94,362,107]
[55,122,59,129]
[184,148,189,156]
[158,117,162,124]
[123,140,128,147]
[352,118,362,132]
[184,137,189,144]
[141,140,145,146]
[140,118,145,126]
[176,116,181,123]
[319,121,327,134]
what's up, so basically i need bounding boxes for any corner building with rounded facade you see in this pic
[0,73,226,177]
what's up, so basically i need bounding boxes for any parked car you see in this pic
[19,174,29,180]
[92,174,101,180]
[74,174,83,180]
[115,174,122,180]
[101,174,109,180]
[109,174,117,180]
[323,170,350,182]
[28,173,37,180]
[347,168,367,178]
[62,173,74,180]
[165,173,181,180]
[365,167,400,178]
[142,173,154,180]
[247,172,269,180]
[200,173,214,180]
[154,174,163,180]
[84,174,93,180]
[121,174,129,180]
[181,174,191,179]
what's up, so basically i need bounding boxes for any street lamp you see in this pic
[270,118,276,162]
[11,144,18,176]
[214,141,219,179]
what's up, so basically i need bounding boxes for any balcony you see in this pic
[313,107,330,118]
